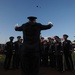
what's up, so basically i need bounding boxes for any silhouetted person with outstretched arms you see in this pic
[15,16,53,75]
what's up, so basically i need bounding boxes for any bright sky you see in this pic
[0,0,75,43]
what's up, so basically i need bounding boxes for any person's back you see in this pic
[15,16,53,75]
[15,21,53,50]
[22,22,41,48]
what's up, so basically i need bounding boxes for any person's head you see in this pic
[47,37,51,41]
[9,36,14,42]
[51,38,54,43]
[54,36,60,41]
[63,34,68,40]
[17,36,21,42]
[40,37,44,42]
[27,16,37,23]
[41,37,44,39]
[43,40,47,44]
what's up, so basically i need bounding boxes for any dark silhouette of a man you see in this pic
[15,16,53,75]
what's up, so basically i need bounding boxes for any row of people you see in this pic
[3,36,22,70]
[40,34,74,72]
[3,34,74,72]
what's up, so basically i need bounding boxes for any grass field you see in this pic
[0,54,5,63]
[72,52,75,63]
[0,53,75,63]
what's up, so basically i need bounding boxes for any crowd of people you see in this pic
[3,34,75,72]
[3,36,22,70]
[40,34,74,72]
[2,16,75,75]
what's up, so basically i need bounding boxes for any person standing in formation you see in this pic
[4,36,14,70]
[63,34,74,71]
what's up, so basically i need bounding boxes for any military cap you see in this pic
[41,37,44,39]
[47,37,51,39]
[51,38,54,40]
[63,34,68,38]
[27,16,37,20]
[54,36,60,39]
[9,36,14,39]
[17,36,21,39]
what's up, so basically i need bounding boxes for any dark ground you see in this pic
[0,62,75,75]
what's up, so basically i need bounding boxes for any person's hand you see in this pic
[15,24,19,28]
[48,22,53,27]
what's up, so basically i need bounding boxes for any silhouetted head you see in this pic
[47,37,51,40]
[54,36,60,41]
[41,37,44,39]
[54,36,59,39]
[63,34,69,39]
[17,36,21,39]
[27,16,37,22]
[9,36,14,42]
[17,36,22,42]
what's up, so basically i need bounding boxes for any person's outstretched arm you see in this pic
[40,23,53,30]
[15,25,23,31]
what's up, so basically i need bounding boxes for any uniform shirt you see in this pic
[14,41,22,54]
[5,41,14,54]
[48,42,55,54]
[55,41,62,55]
[63,40,72,54]
[15,22,52,52]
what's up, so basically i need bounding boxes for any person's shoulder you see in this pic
[36,22,41,25]
[66,40,72,44]
[14,41,17,44]
[20,22,28,28]
[6,41,10,45]
[35,22,42,27]
[6,41,10,43]
[14,41,18,46]
[22,22,27,25]
[67,40,71,42]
